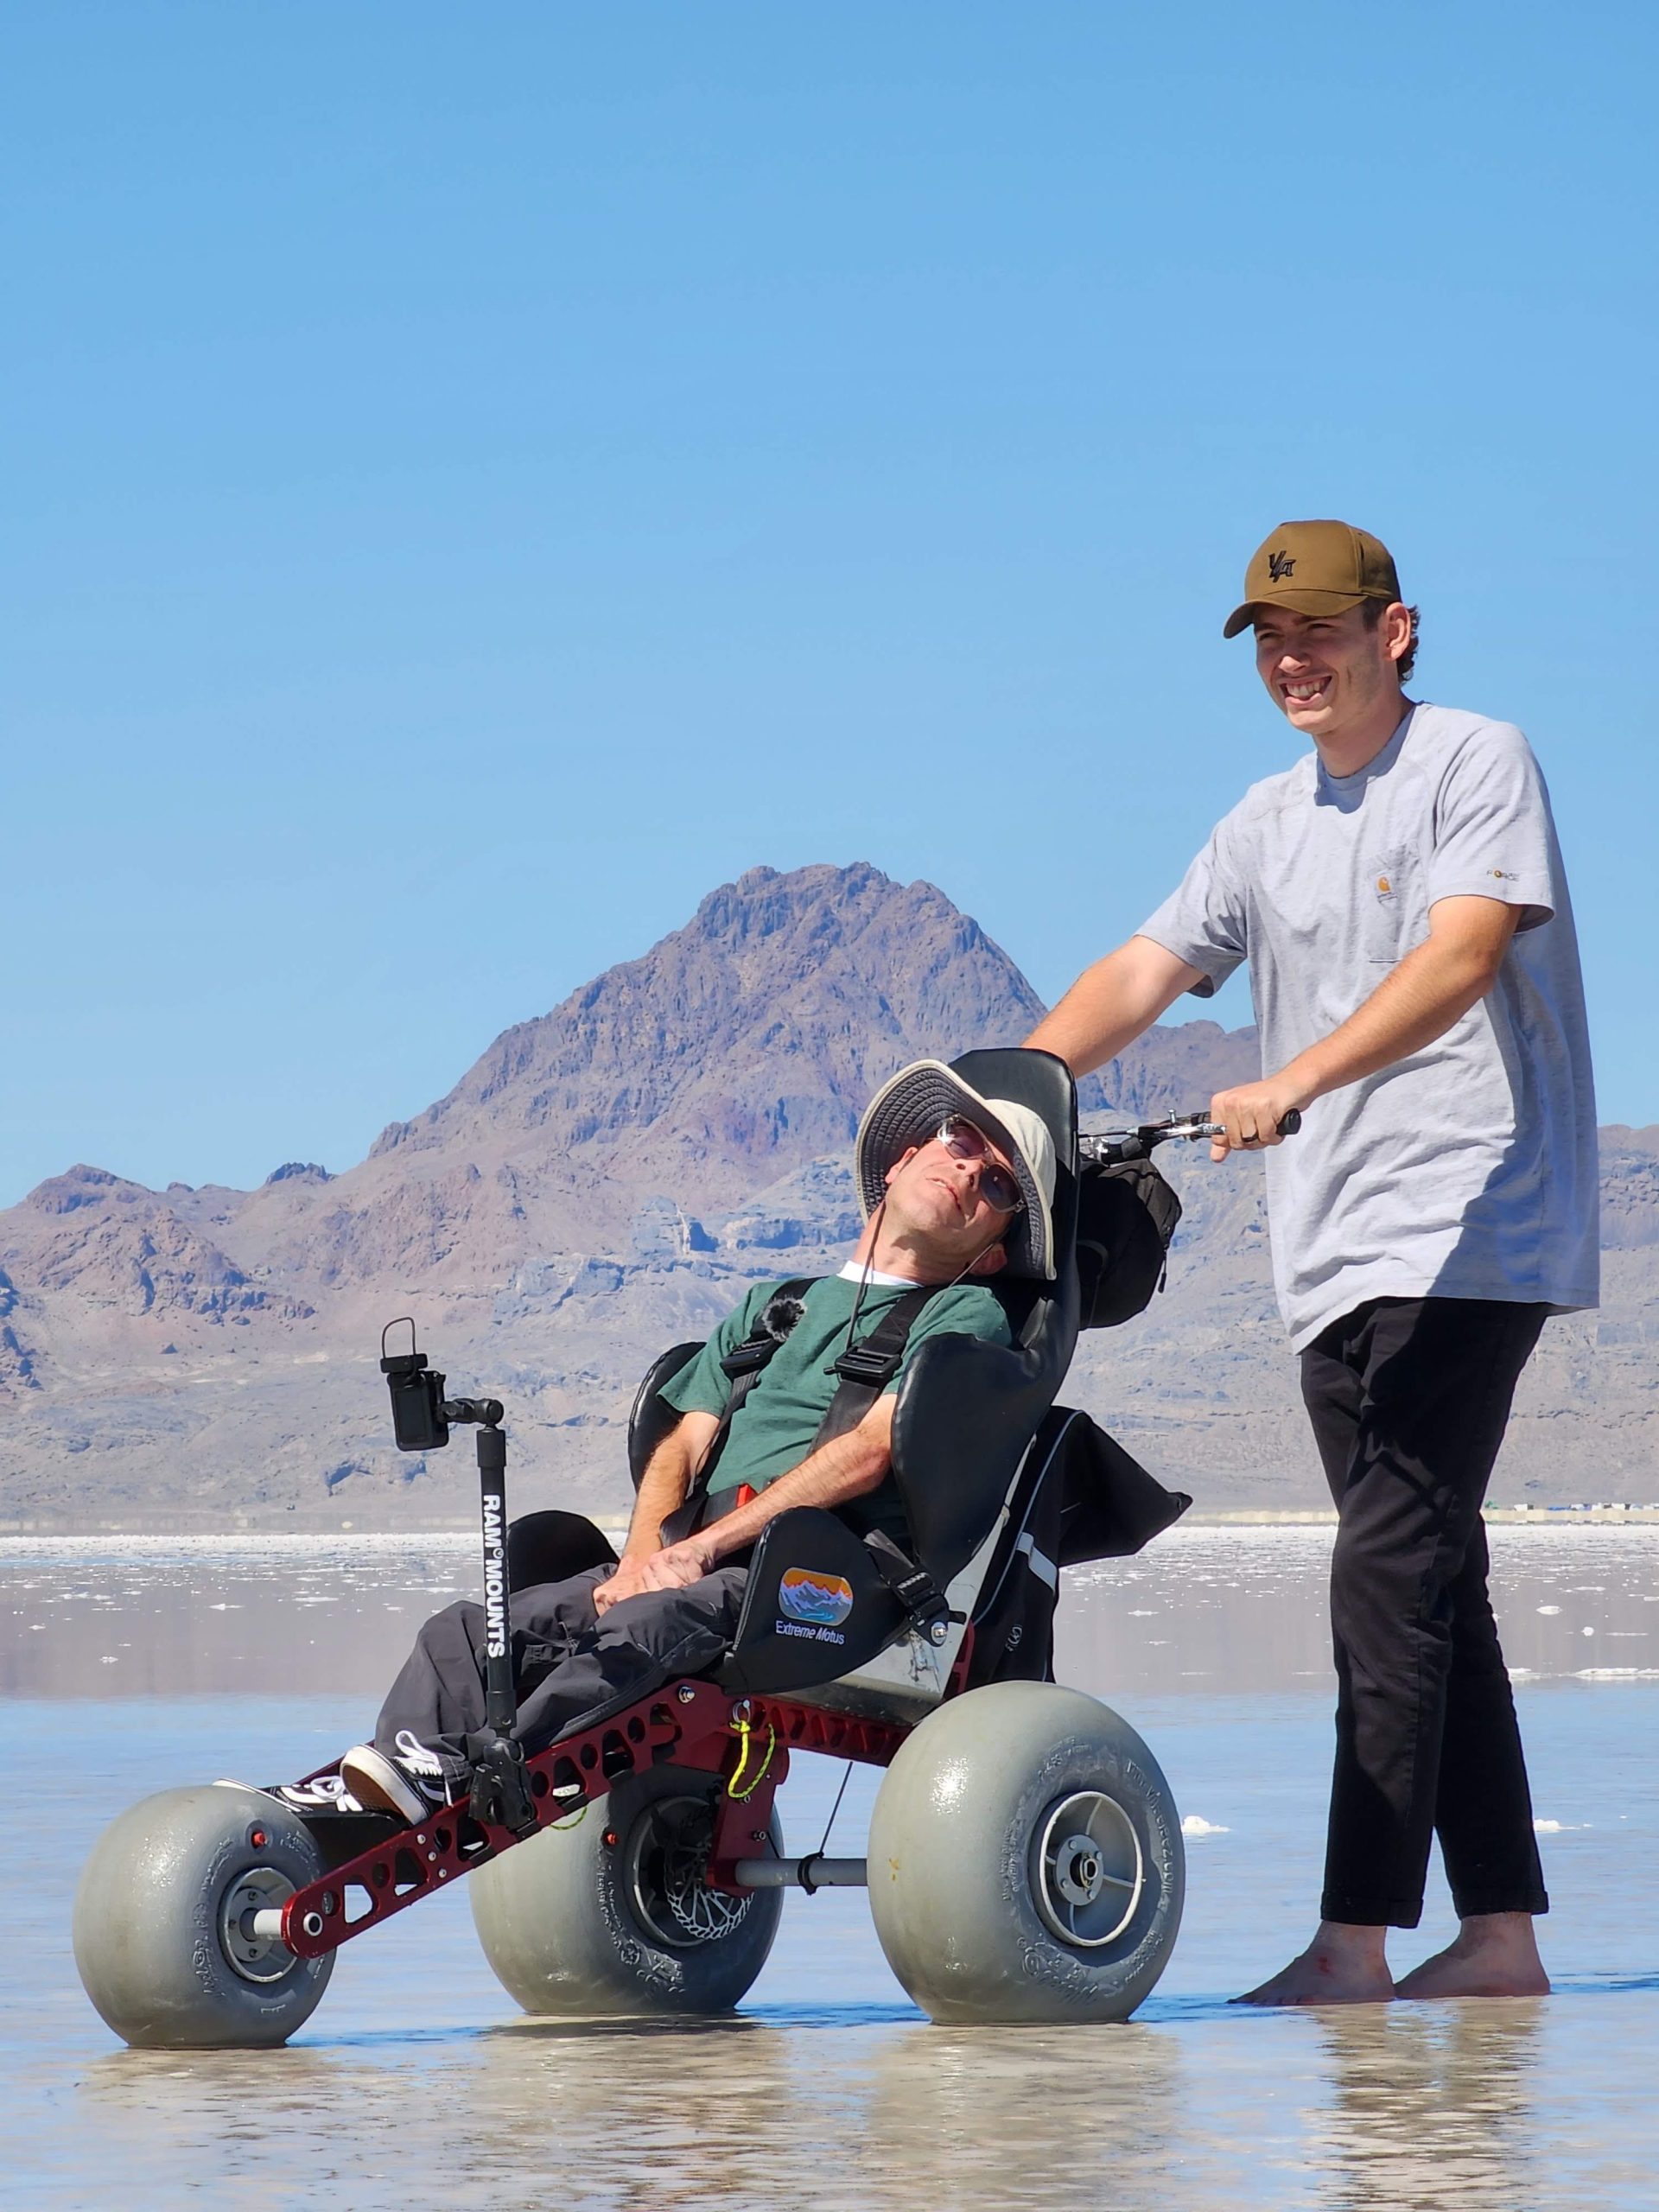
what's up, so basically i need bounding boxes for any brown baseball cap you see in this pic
[1223,519,1402,639]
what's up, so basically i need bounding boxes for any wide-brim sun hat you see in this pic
[854,1058,1057,1281]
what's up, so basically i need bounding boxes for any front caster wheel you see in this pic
[471,1764,783,2018]
[867,1681,1185,2024]
[73,1785,335,2049]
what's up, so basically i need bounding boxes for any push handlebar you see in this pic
[1080,1107,1302,1166]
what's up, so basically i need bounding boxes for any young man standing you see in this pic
[1027,520,1597,2005]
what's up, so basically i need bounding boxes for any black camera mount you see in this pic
[379,1319,537,1839]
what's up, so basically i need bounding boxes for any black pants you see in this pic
[1300,1296,1548,1929]
[373,1565,751,1787]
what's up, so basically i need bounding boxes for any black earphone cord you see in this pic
[832,1197,1005,1374]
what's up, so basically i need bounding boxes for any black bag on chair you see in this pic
[1052,1409,1191,1566]
[1075,1155,1183,1330]
[963,1405,1190,1688]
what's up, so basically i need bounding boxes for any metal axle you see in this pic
[732,1855,867,1891]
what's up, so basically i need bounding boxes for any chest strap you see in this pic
[815,1285,983,1645]
[659,1280,815,1544]
[810,1284,942,1449]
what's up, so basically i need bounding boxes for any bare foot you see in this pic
[1394,1913,1549,1999]
[1234,1921,1396,2007]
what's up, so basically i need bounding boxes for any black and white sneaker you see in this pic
[270,1773,369,1815]
[339,1732,451,1825]
[213,1774,368,1815]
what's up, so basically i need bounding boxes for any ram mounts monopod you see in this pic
[378,1318,537,1838]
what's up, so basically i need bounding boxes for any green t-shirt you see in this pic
[659,1269,1013,1542]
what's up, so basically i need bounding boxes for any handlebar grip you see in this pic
[1197,1109,1301,1142]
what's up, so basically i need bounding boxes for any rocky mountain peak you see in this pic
[365,861,1047,1211]
[23,1165,153,1217]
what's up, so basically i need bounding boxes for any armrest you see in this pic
[718,1507,906,1696]
[890,1332,1065,1587]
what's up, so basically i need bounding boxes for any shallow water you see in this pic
[5,1529,1659,2208]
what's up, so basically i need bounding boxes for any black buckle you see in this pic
[890,1570,947,1621]
[894,1575,954,1647]
[831,1343,902,1388]
[720,1338,776,1381]
[862,1529,957,1647]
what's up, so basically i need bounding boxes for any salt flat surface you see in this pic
[4,1533,1659,2208]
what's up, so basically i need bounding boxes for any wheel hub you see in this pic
[1054,1837,1105,1907]
[625,1794,753,1950]
[218,1866,300,1984]
[1031,1789,1143,1949]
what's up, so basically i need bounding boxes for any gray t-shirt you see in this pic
[1139,702,1599,1351]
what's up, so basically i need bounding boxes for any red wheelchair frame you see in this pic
[276,1643,971,1963]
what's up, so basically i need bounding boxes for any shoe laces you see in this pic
[277,1774,366,1813]
[393,1729,447,1780]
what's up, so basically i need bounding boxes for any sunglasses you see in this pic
[937,1117,1024,1216]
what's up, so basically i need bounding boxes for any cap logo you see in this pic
[1267,550,1296,582]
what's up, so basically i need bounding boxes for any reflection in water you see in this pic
[1311,2003,1544,2212]
[861,2024,1211,2210]
[66,1999,1642,2212]
[73,2016,1226,2212]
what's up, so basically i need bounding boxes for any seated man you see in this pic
[331,1058,1057,1823]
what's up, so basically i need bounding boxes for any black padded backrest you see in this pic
[887,1046,1079,1586]
[950,1045,1079,1304]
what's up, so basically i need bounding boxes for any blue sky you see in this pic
[5,2,1655,1203]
